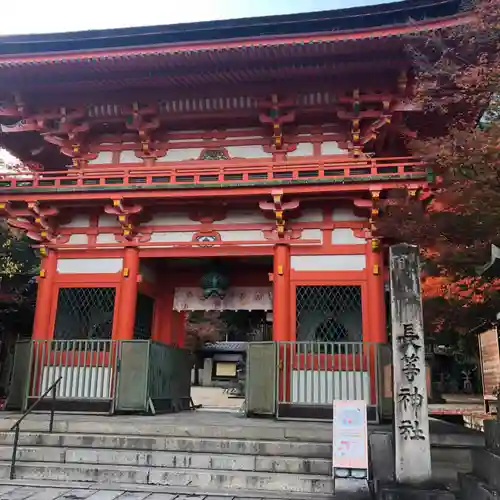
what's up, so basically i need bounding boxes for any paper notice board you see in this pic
[332,400,368,474]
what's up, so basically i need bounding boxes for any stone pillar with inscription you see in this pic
[389,244,432,484]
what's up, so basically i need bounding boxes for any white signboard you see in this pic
[332,400,368,478]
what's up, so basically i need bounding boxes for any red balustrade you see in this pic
[0,156,426,193]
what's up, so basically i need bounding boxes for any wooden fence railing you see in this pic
[0,156,426,192]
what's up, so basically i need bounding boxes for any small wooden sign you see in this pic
[478,328,500,405]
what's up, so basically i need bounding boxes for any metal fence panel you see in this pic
[148,342,192,412]
[378,343,394,420]
[28,340,119,401]
[4,341,31,411]
[276,341,381,422]
[246,342,277,416]
[115,341,150,412]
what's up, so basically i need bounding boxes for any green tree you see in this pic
[0,223,39,338]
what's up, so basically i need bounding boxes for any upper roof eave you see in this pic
[0,11,472,68]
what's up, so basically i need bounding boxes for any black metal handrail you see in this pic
[9,376,62,479]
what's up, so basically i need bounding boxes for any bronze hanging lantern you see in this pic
[200,270,229,299]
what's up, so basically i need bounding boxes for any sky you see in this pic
[0,0,393,36]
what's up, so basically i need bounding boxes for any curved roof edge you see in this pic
[0,0,465,57]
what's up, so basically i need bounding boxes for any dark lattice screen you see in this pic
[134,293,154,340]
[295,286,362,342]
[54,287,116,341]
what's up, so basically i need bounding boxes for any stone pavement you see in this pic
[190,387,244,411]
[0,484,284,500]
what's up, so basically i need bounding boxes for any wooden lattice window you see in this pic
[54,287,116,341]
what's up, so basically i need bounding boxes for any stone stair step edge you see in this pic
[0,446,333,474]
[0,479,336,500]
[0,437,332,460]
[0,464,334,495]
[0,431,332,447]
[0,422,333,443]
[0,430,481,451]
[0,460,333,481]
[0,444,467,468]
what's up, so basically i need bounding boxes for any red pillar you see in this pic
[273,243,292,403]
[32,251,57,340]
[366,243,387,343]
[173,311,187,347]
[152,288,174,344]
[115,248,139,340]
[273,243,291,341]
[366,242,387,406]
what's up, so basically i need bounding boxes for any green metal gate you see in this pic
[245,342,277,416]
[114,341,150,412]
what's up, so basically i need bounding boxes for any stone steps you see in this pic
[0,432,331,458]
[458,473,500,500]
[0,479,364,500]
[0,414,484,499]
[471,448,500,492]
[457,420,500,499]
[0,461,335,496]
[0,433,473,496]
[0,418,331,443]
[0,445,332,475]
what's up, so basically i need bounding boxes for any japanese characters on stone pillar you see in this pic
[389,244,431,483]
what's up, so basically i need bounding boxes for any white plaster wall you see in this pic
[291,255,366,272]
[331,229,366,245]
[149,231,194,243]
[161,148,203,161]
[300,229,323,243]
[88,151,113,165]
[321,141,347,155]
[60,215,90,228]
[218,230,264,242]
[98,215,120,227]
[66,234,89,245]
[291,371,370,404]
[332,208,367,222]
[287,143,314,157]
[119,150,143,163]
[57,258,123,274]
[216,210,269,225]
[96,234,117,244]
[149,213,200,226]
[225,145,271,158]
[296,209,323,222]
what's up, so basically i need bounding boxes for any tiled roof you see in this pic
[0,0,465,60]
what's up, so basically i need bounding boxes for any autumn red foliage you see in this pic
[378,0,500,335]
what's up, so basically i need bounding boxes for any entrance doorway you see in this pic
[144,256,273,412]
